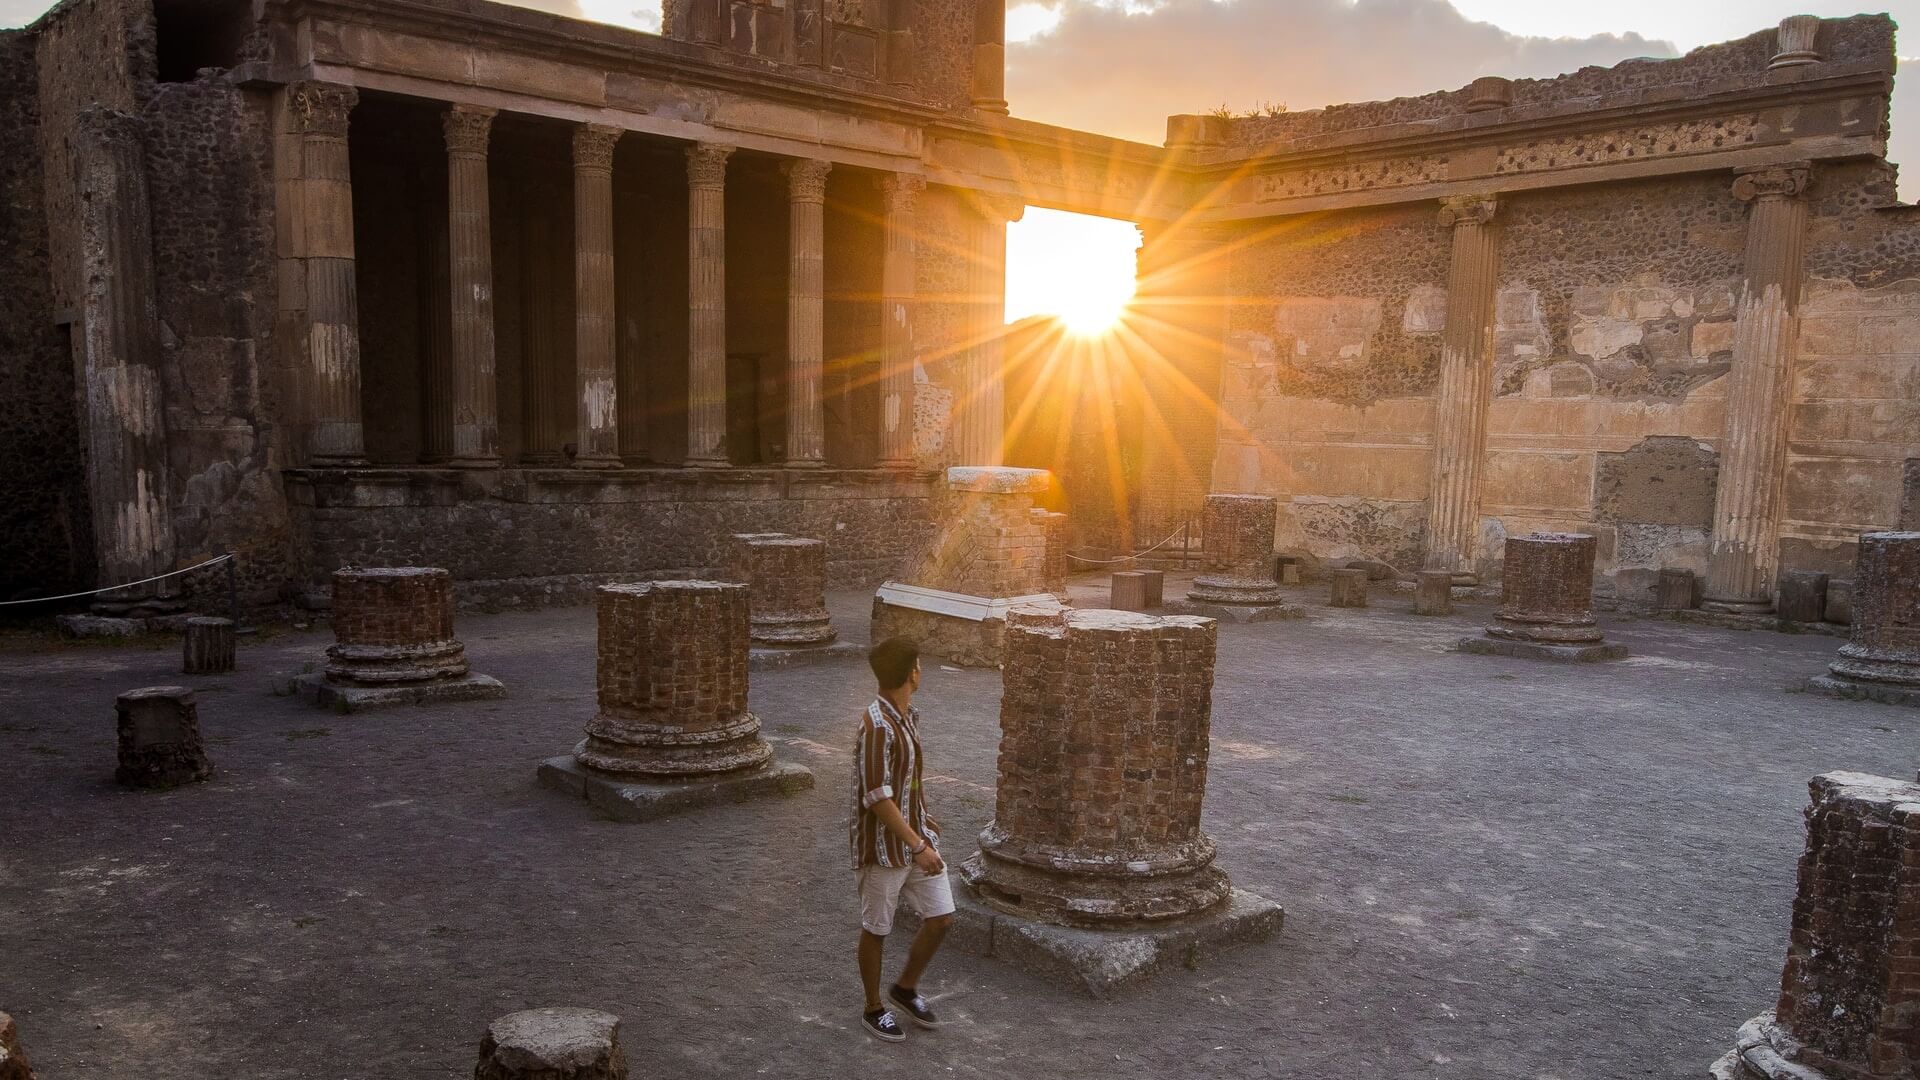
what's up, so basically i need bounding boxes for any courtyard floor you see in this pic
[2,575,1914,1079]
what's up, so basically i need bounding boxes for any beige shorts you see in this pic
[857,863,956,936]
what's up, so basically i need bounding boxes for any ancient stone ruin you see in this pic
[873,466,1060,666]
[1806,532,1920,707]
[1460,534,1627,662]
[725,532,837,647]
[1711,771,1920,1080]
[954,605,1282,995]
[0,1012,34,1080]
[474,1008,627,1080]
[291,567,506,711]
[1168,494,1298,622]
[537,581,813,821]
[1327,568,1369,609]
[114,686,211,790]
[181,616,235,675]
[1413,570,1453,616]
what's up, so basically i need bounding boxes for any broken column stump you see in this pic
[1709,771,1920,1080]
[0,1011,35,1080]
[290,567,505,711]
[1806,532,1920,707]
[1777,569,1829,624]
[182,616,236,674]
[537,581,813,822]
[1033,508,1070,598]
[1413,570,1453,616]
[952,606,1283,996]
[115,686,212,789]
[1328,568,1368,608]
[1657,567,1699,611]
[1168,494,1301,623]
[1110,571,1153,612]
[725,533,841,648]
[474,1007,627,1080]
[1460,533,1626,662]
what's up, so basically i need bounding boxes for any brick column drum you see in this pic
[727,534,835,646]
[292,567,506,710]
[1710,771,1920,1080]
[1189,495,1285,604]
[1460,534,1626,661]
[1807,532,1920,707]
[115,686,212,789]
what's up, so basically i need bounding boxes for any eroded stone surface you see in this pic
[473,1007,627,1080]
[114,685,211,790]
[1189,494,1284,606]
[726,534,836,646]
[1484,534,1608,646]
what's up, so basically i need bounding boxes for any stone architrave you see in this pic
[685,144,735,467]
[951,606,1282,996]
[182,617,236,674]
[1704,164,1813,614]
[475,1008,628,1080]
[1805,532,1920,707]
[726,533,836,646]
[572,124,623,468]
[290,567,506,710]
[1328,569,1368,608]
[1709,771,1920,1080]
[536,581,813,821]
[1413,570,1453,616]
[1169,494,1301,622]
[1423,193,1500,585]
[1460,534,1627,661]
[0,1010,36,1080]
[872,466,1060,666]
[115,686,212,789]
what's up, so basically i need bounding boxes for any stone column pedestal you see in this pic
[1806,532,1920,706]
[182,617,236,674]
[1413,571,1453,616]
[1328,569,1369,608]
[1169,494,1300,622]
[727,533,837,647]
[475,1008,628,1080]
[537,581,813,821]
[1657,567,1699,611]
[951,606,1282,995]
[1460,534,1626,661]
[291,567,506,710]
[115,686,212,789]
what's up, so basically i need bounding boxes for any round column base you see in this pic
[961,828,1233,929]
[749,610,837,647]
[1188,574,1286,606]
[1487,614,1603,645]
[578,710,775,779]
[325,639,471,685]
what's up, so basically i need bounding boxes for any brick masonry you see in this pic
[1826,532,1920,690]
[1488,534,1604,644]
[323,567,472,685]
[1188,494,1285,605]
[726,533,835,645]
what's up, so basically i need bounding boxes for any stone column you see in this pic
[296,567,505,709]
[276,82,365,465]
[972,0,1009,114]
[1808,531,1920,705]
[1461,533,1626,660]
[1423,193,1500,585]
[877,173,924,469]
[114,686,212,789]
[444,105,501,467]
[686,143,734,467]
[727,533,836,645]
[1186,494,1285,607]
[1705,163,1813,614]
[953,196,1023,466]
[70,107,179,614]
[783,159,831,467]
[572,124,623,468]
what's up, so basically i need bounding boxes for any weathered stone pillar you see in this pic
[972,0,1009,113]
[1423,193,1500,585]
[475,1008,628,1080]
[444,104,501,467]
[537,581,813,820]
[728,533,836,646]
[686,143,734,466]
[783,159,831,467]
[70,107,179,614]
[1711,771,1920,1080]
[292,567,505,710]
[1806,532,1920,706]
[1705,163,1813,614]
[1413,570,1452,616]
[115,686,212,789]
[1461,533,1625,661]
[275,82,365,465]
[877,173,924,469]
[182,617,236,674]
[572,124,623,468]
[1172,494,1298,621]
[952,196,1023,467]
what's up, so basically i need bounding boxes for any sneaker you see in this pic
[889,984,942,1029]
[862,1008,905,1042]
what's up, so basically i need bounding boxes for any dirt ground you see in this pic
[2,576,1913,1079]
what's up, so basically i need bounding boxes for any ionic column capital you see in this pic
[287,81,358,138]
[782,158,832,203]
[971,192,1026,224]
[573,124,621,173]
[879,172,926,213]
[1437,193,1498,228]
[443,105,497,158]
[1732,162,1813,203]
[687,143,735,188]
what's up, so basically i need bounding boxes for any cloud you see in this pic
[1007,0,1679,145]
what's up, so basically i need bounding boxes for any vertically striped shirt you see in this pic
[849,697,939,869]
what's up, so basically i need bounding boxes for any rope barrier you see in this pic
[1066,524,1193,566]
[0,553,235,606]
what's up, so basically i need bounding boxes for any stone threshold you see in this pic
[535,753,814,823]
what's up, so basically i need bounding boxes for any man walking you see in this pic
[850,636,953,1041]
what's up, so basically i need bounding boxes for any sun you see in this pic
[1006,207,1140,337]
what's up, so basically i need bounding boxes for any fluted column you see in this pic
[972,0,1008,114]
[1705,163,1813,613]
[573,124,622,468]
[952,195,1023,466]
[277,82,365,465]
[877,173,925,470]
[1422,194,1500,585]
[686,143,734,467]
[444,105,500,467]
[783,159,831,467]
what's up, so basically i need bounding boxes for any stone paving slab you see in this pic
[285,670,509,712]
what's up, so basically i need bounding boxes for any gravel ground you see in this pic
[2,576,1914,1080]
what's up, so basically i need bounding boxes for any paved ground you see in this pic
[2,576,1914,1079]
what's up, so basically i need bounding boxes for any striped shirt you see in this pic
[849,697,939,869]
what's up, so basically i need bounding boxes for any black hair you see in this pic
[868,636,920,691]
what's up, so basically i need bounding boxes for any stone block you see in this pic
[1413,570,1452,616]
[1274,556,1302,585]
[1776,570,1828,624]
[474,1007,627,1080]
[1328,568,1368,608]
[182,616,236,674]
[537,747,815,823]
[115,686,212,789]
[1825,579,1853,625]
[56,614,142,638]
[1137,569,1165,607]
[1110,571,1152,612]
[289,671,507,713]
[1656,567,1698,610]
[0,1010,36,1080]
